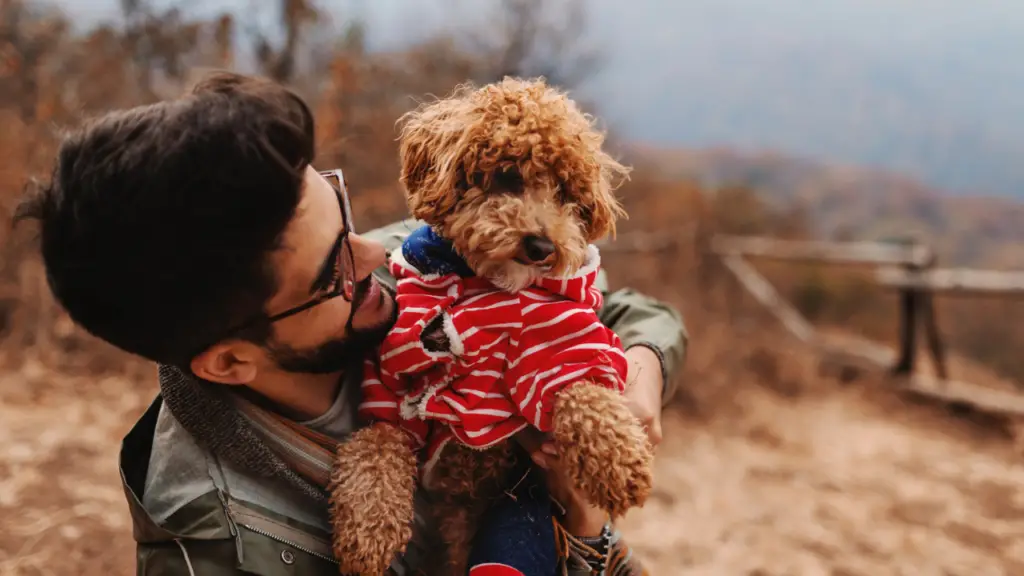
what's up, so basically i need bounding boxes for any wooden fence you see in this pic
[710,235,1024,417]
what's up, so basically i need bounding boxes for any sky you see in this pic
[50,0,1024,196]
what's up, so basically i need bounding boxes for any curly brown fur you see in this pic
[392,77,650,571]
[397,77,631,292]
[328,423,418,575]
[426,441,519,576]
[551,383,655,519]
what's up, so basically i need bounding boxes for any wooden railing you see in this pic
[710,234,1024,417]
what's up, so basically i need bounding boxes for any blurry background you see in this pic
[1,1,1023,574]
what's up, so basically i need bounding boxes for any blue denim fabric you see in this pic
[467,463,557,576]
[401,225,475,277]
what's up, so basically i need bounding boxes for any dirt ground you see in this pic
[1,350,1023,575]
[620,384,1024,575]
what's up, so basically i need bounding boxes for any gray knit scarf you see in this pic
[156,363,329,504]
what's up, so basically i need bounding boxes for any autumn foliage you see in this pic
[1,0,1022,389]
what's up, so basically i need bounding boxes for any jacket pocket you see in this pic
[234,525,339,575]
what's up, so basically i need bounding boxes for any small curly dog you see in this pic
[329,77,655,575]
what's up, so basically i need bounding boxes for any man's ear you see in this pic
[190,340,260,385]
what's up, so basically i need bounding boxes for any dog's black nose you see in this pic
[522,235,556,262]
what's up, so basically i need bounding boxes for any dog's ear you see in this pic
[581,153,631,242]
[397,110,462,224]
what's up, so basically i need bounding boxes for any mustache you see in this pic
[268,275,396,375]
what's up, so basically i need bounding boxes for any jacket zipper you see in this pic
[239,522,340,566]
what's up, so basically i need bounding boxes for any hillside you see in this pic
[628,145,1024,269]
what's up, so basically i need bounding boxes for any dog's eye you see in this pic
[556,182,570,202]
[577,202,593,223]
[493,169,524,193]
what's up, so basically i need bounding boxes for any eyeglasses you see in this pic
[265,169,357,323]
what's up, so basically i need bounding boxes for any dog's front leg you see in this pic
[329,423,418,575]
[549,382,655,519]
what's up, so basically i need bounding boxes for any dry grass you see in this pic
[3,321,1024,575]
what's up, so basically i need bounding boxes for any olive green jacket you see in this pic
[119,219,688,575]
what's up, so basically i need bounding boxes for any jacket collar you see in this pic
[119,394,234,544]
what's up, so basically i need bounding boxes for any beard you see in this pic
[266,277,397,374]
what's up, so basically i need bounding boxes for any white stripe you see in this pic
[459,389,508,399]
[457,291,496,308]
[400,274,459,290]
[361,401,399,409]
[459,322,522,341]
[601,372,624,388]
[458,421,529,445]
[453,299,517,317]
[397,306,433,314]
[460,351,507,369]
[463,423,496,438]
[401,357,438,374]
[468,370,503,379]
[521,307,589,334]
[509,322,603,368]
[516,366,562,409]
[388,315,430,335]
[463,334,510,358]
[522,300,561,314]
[380,341,418,361]
[528,366,592,412]
[559,342,627,359]
[422,410,461,422]
[520,290,558,302]
[440,395,514,418]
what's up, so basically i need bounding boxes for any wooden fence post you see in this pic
[710,233,1024,417]
[892,238,924,377]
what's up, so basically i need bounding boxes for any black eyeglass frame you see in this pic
[263,168,357,323]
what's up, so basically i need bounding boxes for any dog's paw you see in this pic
[328,424,418,575]
[551,383,654,519]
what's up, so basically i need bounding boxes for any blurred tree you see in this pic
[0,0,68,121]
[472,0,602,89]
[248,0,321,83]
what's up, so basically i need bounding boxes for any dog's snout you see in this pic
[522,235,556,262]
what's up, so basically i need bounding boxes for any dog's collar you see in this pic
[401,225,476,277]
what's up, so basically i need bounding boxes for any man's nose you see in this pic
[348,233,387,279]
[522,235,556,262]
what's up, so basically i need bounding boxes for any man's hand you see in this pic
[517,429,610,537]
[514,347,665,536]
[623,345,664,448]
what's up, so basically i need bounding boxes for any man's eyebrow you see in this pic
[309,233,342,294]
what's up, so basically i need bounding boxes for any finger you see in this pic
[530,450,555,470]
[650,420,663,447]
[541,442,558,457]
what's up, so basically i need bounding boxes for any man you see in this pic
[16,72,687,575]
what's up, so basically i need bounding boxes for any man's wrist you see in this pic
[625,342,668,397]
[563,505,611,538]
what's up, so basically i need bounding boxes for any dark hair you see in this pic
[14,71,316,366]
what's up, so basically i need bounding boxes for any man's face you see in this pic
[259,166,397,374]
